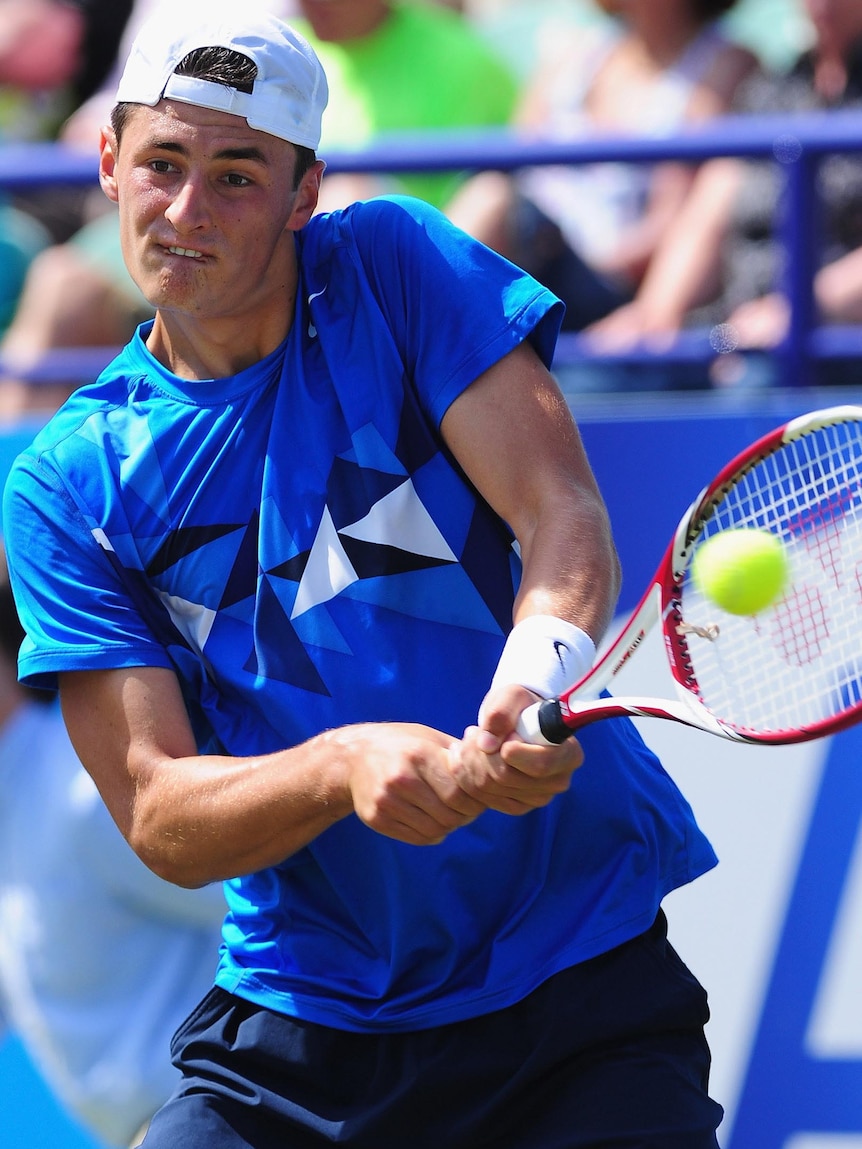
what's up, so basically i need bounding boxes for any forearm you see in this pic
[60,667,353,885]
[600,164,698,288]
[441,343,619,645]
[632,158,743,329]
[512,481,620,646]
[86,724,355,888]
[61,667,479,885]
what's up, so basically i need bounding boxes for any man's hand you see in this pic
[332,723,486,846]
[448,685,585,816]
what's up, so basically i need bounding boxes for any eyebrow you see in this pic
[147,140,270,164]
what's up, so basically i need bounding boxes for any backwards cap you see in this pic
[115,2,329,149]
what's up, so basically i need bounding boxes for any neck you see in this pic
[624,6,705,69]
[146,306,294,380]
[303,1,392,43]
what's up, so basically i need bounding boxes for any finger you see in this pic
[369,792,480,845]
[499,735,585,778]
[449,736,576,814]
[477,685,539,740]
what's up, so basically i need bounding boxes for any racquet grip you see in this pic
[516,699,572,745]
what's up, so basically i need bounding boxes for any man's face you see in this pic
[99,100,321,327]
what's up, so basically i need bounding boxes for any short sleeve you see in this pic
[3,448,173,691]
[343,196,564,427]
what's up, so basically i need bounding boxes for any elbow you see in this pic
[128,829,210,889]
[609,543,623,605]
[607,518,622,597]
[126,800,221,889]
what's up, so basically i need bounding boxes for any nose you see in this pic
[164,176,210,234]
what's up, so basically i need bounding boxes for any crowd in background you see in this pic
[0,1,857,1147]
[2,0,860,409]
[0,0,853,415]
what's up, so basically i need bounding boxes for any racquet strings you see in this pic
[677,418,862,736]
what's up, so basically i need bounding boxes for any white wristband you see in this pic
[489,615,596,701]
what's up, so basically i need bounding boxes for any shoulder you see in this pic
[671,32,759,121]
[5,341,143,507]
[519,20,618,123]
[689,26,762,104]
[303,195,456,262]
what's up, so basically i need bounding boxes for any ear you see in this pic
[99,128,120,204]
[286,159,327,232]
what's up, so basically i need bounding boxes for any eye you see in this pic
[149,158,177,174]
[224,172,253,187]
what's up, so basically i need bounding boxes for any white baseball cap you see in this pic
[115,2,329,149]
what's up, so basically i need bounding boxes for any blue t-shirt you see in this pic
[4,197,716,1032]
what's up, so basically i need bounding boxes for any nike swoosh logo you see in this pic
[553,640,568,670]
[308,287,327,304]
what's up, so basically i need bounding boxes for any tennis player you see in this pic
[3,3,723,1145]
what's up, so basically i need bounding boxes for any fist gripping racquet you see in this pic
[518,405,862,746]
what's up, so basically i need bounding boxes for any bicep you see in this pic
[59,665,197,838]
[441,341,619,636]
[440,341,604,536]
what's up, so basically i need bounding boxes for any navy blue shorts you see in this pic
[142,911,723,1148]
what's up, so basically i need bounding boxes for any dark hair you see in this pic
[110,45,317,187]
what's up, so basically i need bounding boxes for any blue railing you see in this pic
[2,108,862,388]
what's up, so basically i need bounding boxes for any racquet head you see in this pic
[528,405,862,745]
[659,404,862,742]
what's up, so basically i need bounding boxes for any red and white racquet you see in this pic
[517,404,862,746]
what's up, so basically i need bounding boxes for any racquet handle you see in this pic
[516,699,572,745]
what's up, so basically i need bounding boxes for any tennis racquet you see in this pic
[517,404,862,746]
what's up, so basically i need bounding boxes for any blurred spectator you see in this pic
[290,0,519,213]
[0,0,134,345]
[0,542,226,1149]
[0,202,50,342]
[0,0,134,227]
[0,0,134,114]
[587,0,862,390]
[0,0,84,107]
[0,0,158,420]
[447,0,759,340]
[0,1,77,337]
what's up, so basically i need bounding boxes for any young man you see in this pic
[3,4,723,1146]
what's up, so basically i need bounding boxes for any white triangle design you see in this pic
[291,506,358,620]
[159,591,217,653]
[340,479,456,562]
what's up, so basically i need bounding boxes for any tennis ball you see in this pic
[691,528,788,616]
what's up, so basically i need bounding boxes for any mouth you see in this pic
[165,245,206,260]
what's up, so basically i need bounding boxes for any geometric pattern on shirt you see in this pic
[97,441,510,696]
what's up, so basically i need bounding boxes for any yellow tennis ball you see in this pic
[692,528,788,616]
